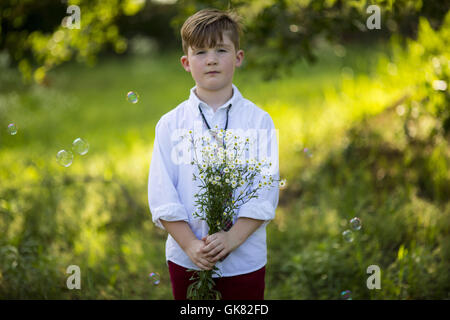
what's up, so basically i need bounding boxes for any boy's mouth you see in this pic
[206,71,220,74]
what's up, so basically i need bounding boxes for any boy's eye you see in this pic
[195,49,226,54]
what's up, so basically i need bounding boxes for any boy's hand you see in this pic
[185,239,216,271]
[201,231,237,262]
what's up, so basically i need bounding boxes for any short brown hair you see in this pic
[180,8,242,55]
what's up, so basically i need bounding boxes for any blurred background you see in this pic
[0,0,449,299]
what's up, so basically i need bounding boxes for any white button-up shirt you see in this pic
[148,83,279,277]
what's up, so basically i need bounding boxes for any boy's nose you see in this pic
[206,52,218,65]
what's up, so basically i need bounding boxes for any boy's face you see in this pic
[180,31,244,93]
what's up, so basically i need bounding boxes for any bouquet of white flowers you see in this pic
[180,126,284,300]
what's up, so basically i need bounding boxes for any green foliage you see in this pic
[266,109,449,298]
[0,0,145,83]
[402,14,450,136]
[0,53,185,299]
[173,0,450,80]
[186,267,222,300]
[3,0,449,83]
[265,11,450,299]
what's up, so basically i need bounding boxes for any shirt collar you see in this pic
[188,83,243,116]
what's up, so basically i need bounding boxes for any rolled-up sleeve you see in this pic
[237,113,279,228]
[148,117,189,230]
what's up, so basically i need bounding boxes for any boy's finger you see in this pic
[202,240,217,252]
[197,261,209,270]
[206,244,224,257]
[201,243,209,252]
[205,236,214,245]
[205,248,217,258]
[215,250,228,262]
[200,259,213,269]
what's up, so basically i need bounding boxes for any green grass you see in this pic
[0,39,448,299]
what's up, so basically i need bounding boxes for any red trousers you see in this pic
[168,260,265,300]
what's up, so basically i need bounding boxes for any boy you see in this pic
[148,8,279,300]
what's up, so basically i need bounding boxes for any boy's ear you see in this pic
[235,50,244,68]
[180,55,191,72]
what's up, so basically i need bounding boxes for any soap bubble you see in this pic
[72,138,89,155]
[7,123,17,135]
[149,272,160,285]
[396,104,406,116]
[303,147,313,158]
[342,230,354,242]
[350,217,362,231]
[432,80,447,91]
[333,44,346,58]
[341,67,354,79]
[56,150,73,167]
[127,91,139,104]
[340,290,352,300]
